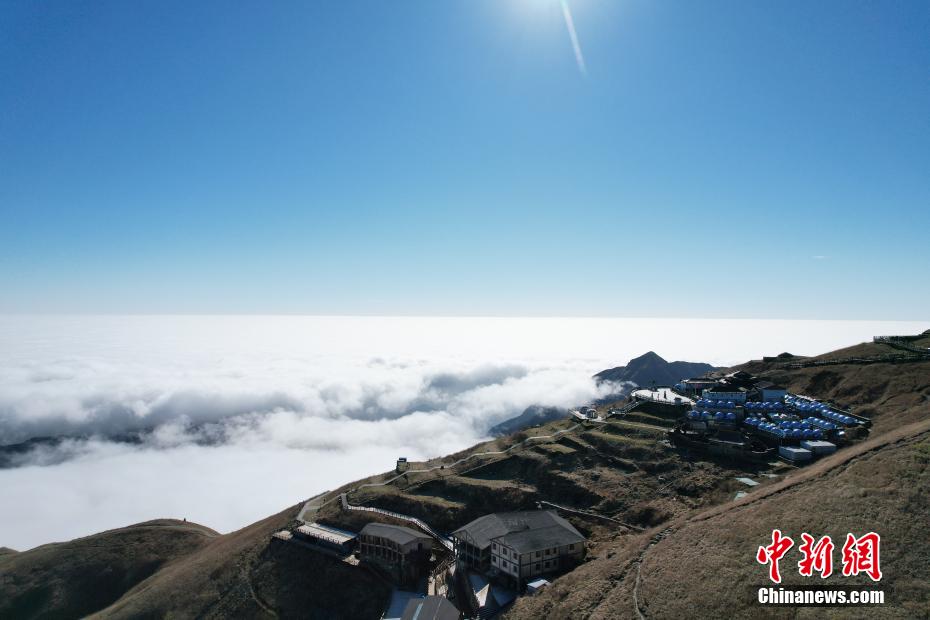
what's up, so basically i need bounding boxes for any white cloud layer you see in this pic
[0,316,925,550]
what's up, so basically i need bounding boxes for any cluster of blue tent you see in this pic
[744,417,824,440]
[687,410,738,422]
[804,416,838,431]
[818,410,856,426]
[780,420,824,440]
[744,401,785,412]
[694,399,738,409]
[744,418,787,438]
[787,397,856,426]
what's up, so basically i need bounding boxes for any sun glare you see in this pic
[512,0,588,75]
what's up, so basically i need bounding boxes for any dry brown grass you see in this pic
[0,520,217,619]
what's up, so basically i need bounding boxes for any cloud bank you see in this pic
[1,315,925,550]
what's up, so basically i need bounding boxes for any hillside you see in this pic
[91,505,391,619]
[488,405,569,436]
[0,520,218,620]
[1,337,927,619]
[506,344,930,619]
[594,351,717,387]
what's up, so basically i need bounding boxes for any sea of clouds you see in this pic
[1,315,925,550]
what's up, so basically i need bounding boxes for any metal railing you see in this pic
[341,493,454,551]
[874,335,929,353]
[785,352,930,368]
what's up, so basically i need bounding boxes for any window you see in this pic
[535,551,541,558]
[535,563,540,571]
[569,544,575,551]
[492,543,497,551]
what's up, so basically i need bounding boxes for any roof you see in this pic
[360,522,431,546]
[496,524,586,555]
[401,596,460,620]
[451,510,584,551]
[722,371,758,388]
[466,571,516,611]
[761,384,787,391]
[707,384,746,393]
[296,522,357,545]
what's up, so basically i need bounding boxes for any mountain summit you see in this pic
[593,351,716,387]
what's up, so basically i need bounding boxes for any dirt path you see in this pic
[302,423,583,515]
[605,419,669,433]
[632,529,672,620]
[353,423,582,492]
[246,566,278,618]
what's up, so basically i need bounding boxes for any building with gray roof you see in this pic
[359,522,433,586]
[451,510,585,587]
[400,595,460,620]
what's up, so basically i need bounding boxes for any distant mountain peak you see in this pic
[629,351,666,364]
[594,352,717,388]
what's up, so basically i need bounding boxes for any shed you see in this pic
[296,522,357,555]
[526,578,550,595]
[800,440,837,455]
[778,446,813,462]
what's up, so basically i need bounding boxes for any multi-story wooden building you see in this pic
[451,510,585,588]
[359,522,433,586]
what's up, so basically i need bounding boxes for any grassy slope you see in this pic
[0,520,218,620]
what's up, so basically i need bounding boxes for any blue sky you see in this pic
[1,0,928,319]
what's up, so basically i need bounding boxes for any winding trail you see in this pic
[537,500,644,531]
[300,423,583,517]
[353,423,582,494]
[246,568,278,618]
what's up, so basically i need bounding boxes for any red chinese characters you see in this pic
[756,529,794,584]
[841,532,883,582]
[758,530,882,583]
[798,533,834,578]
